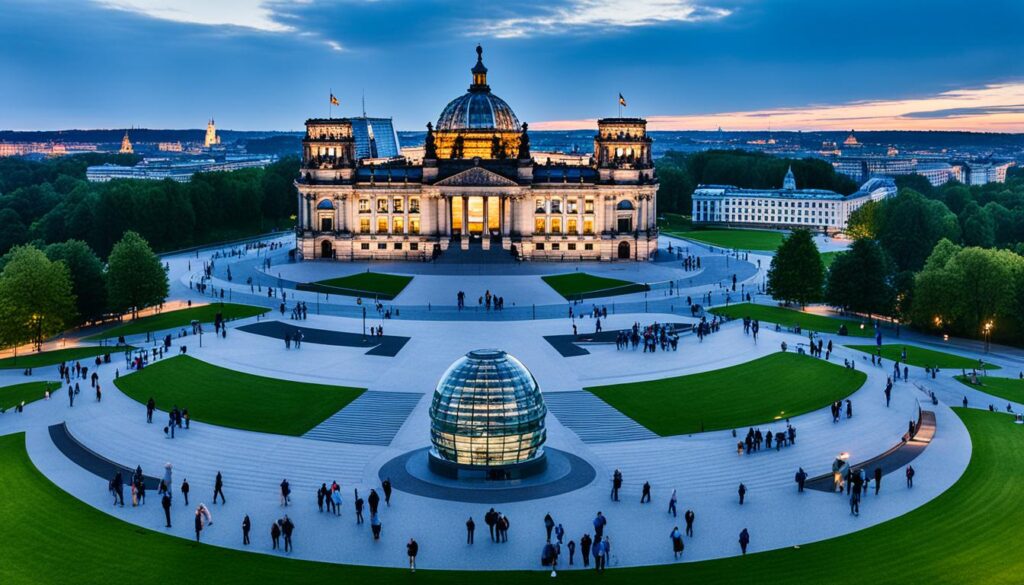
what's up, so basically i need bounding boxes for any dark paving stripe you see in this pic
[303,391,423,446]
[544,322,693,357]
[805,410,936,492]
[48,422,161,490]
[237,320,409,357]
[545,391,659,443]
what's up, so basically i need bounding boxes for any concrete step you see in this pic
[544,391,659,444]
[303,391,424,446]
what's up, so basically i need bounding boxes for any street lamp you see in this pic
[983,320,994,353]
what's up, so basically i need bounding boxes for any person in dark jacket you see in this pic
[161,493,172,527]
[738,482,747,505]
[466,517,475,544]
[194,510,203,542]
[874,467,883,494]
[368,489,380,515]
[271,520,281,550]
[739,528,750,554]
[242,515,251,545]
[407,538,419,572]
[795,468,807,492]
[580,533,593,567]
[213,472,225,504]
[181,479,190,505]
[281,515,294,552]
[382,478,392,506]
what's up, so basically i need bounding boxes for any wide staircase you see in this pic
[545,391,659,444]
[303,391,424,446]
[434,238,517,264]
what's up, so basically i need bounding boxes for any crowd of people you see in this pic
[614,322,681,352]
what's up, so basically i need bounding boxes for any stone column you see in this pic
[403,195,409,235]
[461,195,469,249]
[481,195,491,250]
[305,195,312,230]
[371,197,378,234]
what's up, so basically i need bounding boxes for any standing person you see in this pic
[213,472,225,504]
[466,517,475,544]
[382,478,392,506]
[371,512,382,540]
[242,515,251,545]
[593,511,607,540]
[407,538,419,572]
[281,515,294,552]
[355,492,364,524]
[611,469,622,501]
[641,481,651,504]
[795,468,807,492]
[555,523,565,545]
[906,465,915,488]
[671,526,685,560]
[194,510,203,542]
[485,508,497,541]
[161,492,172,528]
[739,528,750,555]
[684,509,695,537]
[580,533,592,568]
[593,536,605,572]
[271,520,281,550]
[368,489,380,515]
[668,488,678,517]
[181,478,190,505]
[280,479,291,506]
[146,397,155,423]
[738,482,747,505]
[544,513,555,542]
[567,539,576,566]
[874,467,883,495]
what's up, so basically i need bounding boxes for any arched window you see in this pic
[317,199,335,210]
[616,200,635,210]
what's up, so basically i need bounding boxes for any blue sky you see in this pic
[0,0,1021,131]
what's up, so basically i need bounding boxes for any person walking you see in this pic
[544,513,555,542]
[671,526,684,560]
[382,478,392,506]
[485,508,497,541]
[738,482,747,505]
[280,479,291,506]
[611,469,622,501]
[281,515,294,552]
[271,520,281,550]
[593,511,607,541]
[181,478,190,505]
[906,465,915,488]
[684,509,695,537]
[407,538,419,572]
[242,515,251,545]
[641,481,651,504]
[555,523,565,545]
[739,528,750,555]
[194,509,203,542]
[581,533,592,567]
[466,517,475,544]
[161,492,172,528]
[368,489,380,515]
[371,512,382,540]
[593,536,606,572]
[668,488,678,517]
[567,539,576,566]
[213,471,225,504]
[795,467,807,492]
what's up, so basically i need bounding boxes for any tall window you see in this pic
[393,197,404,213]
[535,198,545,213]
[567,198,578,214]
[583,219,594,235]
[551,217,562,233]
[359,218,370,233]
[392,216,404,233]
[409,217,420,234]
[409,197,420,213]
[376,198,388,213]
[567,218,578,235]
[377,217,388,233]
[359,199,371,213]
[535,218,546,233]
[551,199,562,213]
[584,198,595,213]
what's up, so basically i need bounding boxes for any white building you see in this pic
[691,168,896,234]
[86,156,273,183]
[963,160,1014,185]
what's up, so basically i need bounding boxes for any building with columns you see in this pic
[295,46,658,261]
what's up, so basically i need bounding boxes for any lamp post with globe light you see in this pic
[983,320,994,354]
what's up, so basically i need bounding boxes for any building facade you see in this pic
[86,155,273,183]
[691,169,895,234]
[294,46,658,262]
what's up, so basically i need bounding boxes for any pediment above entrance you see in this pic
[434,166,519,187]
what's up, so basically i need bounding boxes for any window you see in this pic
[535,199,546,213]
[568,243,577,251]
[394,243,403,250]
[616,200,634,210]
[393,197,404,213]
[377,198,388,213]
[409,217,420,235]
[584,199,595,213]
[410,243,419,251]
[409,197,420,213]
[377,243,387,250]
[317,199,334,210]
[536,243,545,250]
[550,217,562,233]
[393,216,404,233]
[359,218,370,233]
[377,217,388,233]
[551,243,560,251]
[320,217,333,231]
[584,219,594,235]
[584,243,594,251]
[359,199,371,213]
[567,218,578,235]
[535,218,546,233]
[567,199,578,214]
[360,243,370,250]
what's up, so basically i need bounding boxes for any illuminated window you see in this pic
[409,217,420,234]
[584,199,595,213]
[393,197,404,213]
[409,197,420,213]
[359,218,370,233]
[551,217,562,233]
[377,217,388,233]
[584,219,594,234]
[535,218,546,233]
[393,216,404,233]
[567,218,578,234]
[359,199,371,213]
[377,198,388,213]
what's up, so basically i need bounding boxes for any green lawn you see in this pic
[821,250,840,268]
[0,346,123,370]
[955,375,1024,404]
[2,410,1021,584]
[310,272,413,298]
[846,344,1000,371]
[541,273,647,300]
[86,303,269,340]
[665,227,786,251]
[113,356,364,436]
[712,303,874,337]
[0,381,62,410]
[587,352,866,435]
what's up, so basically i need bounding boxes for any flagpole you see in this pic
[329,88,332,119]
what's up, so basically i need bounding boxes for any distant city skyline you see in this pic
[1,0,1022,132]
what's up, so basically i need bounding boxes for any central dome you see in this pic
[429,349,546,469]
[436,45,521,132]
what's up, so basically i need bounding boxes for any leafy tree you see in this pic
[845,200,881,239]
[766,229,823,306]
[942,186,972,216]
[959,201,995,248]
[0,208,28,254]
[876,189,960,272]
[0,245,76,350]
[106,231,168,319]
[45,240,107,324]
[824,238,896,317]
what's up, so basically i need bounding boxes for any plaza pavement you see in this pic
[3,232,1020,571]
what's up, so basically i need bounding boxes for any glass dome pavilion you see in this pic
[429,349,547,478]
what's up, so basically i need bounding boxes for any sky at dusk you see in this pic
[1,0,1022,132]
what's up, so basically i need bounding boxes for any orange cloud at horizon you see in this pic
[532,83,1024,133]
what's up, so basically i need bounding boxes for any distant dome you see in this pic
[436,92,520,132]
[436,45,521,132]
[429,349,546,467]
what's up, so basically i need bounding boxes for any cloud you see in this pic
[480,0,732,38]
[534,82,1024,132]
[94,0,292,32]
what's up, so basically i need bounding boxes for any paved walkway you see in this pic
[303,391,424,446]
[544,391,659,443]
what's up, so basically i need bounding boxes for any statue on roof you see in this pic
[518,122,531,160]
[424,122,437,159]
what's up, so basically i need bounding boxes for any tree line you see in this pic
[767,167,1024,345]
[0,154,299,258]
[655,150,859,215]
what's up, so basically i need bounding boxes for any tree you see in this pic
[0,245,76,351]
[959,201,995,248]
[106,231,168,319]
[877,189,960,272]
[766,229,823,306]
[0,208,28,254]
[45,240,107,324]
[845,200,881,240]
[824,238,896,316]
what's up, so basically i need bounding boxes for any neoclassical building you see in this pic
[295,46,658,261]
